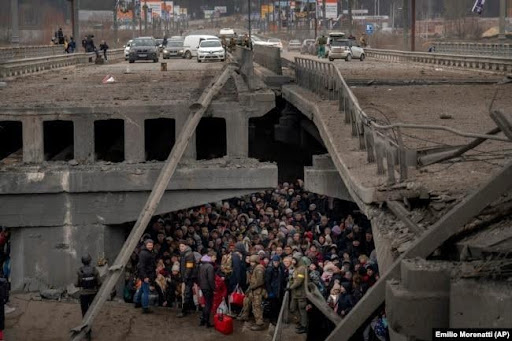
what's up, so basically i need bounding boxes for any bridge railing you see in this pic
[0,48,124,78]
[0,45,64,62]
[365,48,512,73]
[295,57,411,183]
[433,42,512,58]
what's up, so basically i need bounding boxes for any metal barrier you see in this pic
[365,48,512,73]
[253,45,283,75]
[295,57,412,183]
[0,49,124,78]
[433,42,512,58]
[0,45,64,62]
[272,287,290,341]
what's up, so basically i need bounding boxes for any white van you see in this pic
[182,35,219,59]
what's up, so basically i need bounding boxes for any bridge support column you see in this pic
[176,114,196,160]
[124,116,145,163]
[22,117,43,163]
[226,109,249,157]
[74,118,94,163]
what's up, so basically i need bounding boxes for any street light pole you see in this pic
[248,0,252,48]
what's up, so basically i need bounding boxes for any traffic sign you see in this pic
[366,23,374,35]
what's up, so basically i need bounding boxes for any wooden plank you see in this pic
[305,273,342,325]
[386,200,423,235]
[325,161,512,341]
[490,110,512,141]
[70,64,236,341]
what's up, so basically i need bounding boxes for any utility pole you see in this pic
[499,0,506,40]
[68,0,80,44]
[348,0,353,35]
[10,0,20,45]
[411,0,415,51]
[132,0,136,38]
[144,1,148,35]
[402,0,409,51]
[248,0,252,48]
[322,0,326,30]
[113,1,118,44]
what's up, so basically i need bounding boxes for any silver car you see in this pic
[128,37,159,63]
[163,40,184,59]
[287,39,301,52]
[328,39,365,62]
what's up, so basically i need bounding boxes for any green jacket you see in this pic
[289,264,306,298]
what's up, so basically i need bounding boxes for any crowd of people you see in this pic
[122,180,388,340]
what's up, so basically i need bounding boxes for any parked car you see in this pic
[182,35,219,59]
[128,37,159,63]
[163,40,184,59]
[287,39,301,52]
[300,39,315,54]
[170,36,184,41]
[328,38,365,62]
[268,38,283,50]
[197,39,225,63]
[124,39,133,60]
[326,31,346,58]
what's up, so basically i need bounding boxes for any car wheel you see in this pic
[329,58,334,62]
[154,58,159,63]
[129,60,135,63]
[360,53,365,61]
[185,51,192,59]
[221,59,225,62]
[346,54,352,62]
[197,59,202,63]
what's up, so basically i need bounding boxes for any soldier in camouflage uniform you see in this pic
[238,254,267,331]
[288,255,310,334]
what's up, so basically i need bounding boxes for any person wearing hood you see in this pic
[198,254,215,327]
[136,239,156,314]
[238,254,267,331]
[265,255,285,325]
[287,255,309,334]
[178,241,197,318]
[229,242,247,293]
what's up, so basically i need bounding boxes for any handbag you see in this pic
[229,285,245,306]
[214,308,234,335]
[198,289,205,307]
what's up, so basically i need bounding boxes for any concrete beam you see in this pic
[0,161,277,194]
[124,115,145,163]
[304,168,353,202]
[74,117,94,163]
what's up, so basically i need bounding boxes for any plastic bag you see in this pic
[229,285,245,306]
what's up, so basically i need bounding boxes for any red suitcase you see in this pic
[214,312,234,335]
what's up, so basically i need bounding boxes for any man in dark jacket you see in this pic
[76,254,101,340]
[137,239,156,313]
[228,242,247,293]
[178,241,196,317]
[198,254,215,327]
[265,255,285,324]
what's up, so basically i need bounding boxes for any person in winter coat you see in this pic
[239,254,267,331]
[265,255,285,324]
[198,254,215,327]
[336,283,355,318]
[178,241,197,317]
[136,239,156,314]
[229,242,247,293]
[212,271,227,314]
[288,255,309,334]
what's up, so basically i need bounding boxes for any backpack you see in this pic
[80,266,98,290]
[221,254,232,276]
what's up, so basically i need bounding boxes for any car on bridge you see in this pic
[287,39,301,52]
[268,38,283,50]
[328,38,365,62]
[128,37,159,63]
[124,39,133,60]
[182,35,219,59]
[163,40,184,59]
[197,39,225,63]
[301,39,316,55]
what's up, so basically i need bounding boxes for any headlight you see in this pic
[179,50,183,53]
[163,49,168,53]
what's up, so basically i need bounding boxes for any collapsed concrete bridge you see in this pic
[1,44,512,341]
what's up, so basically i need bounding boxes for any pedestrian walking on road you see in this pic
[99,40,109,60]
[317,35,327,59]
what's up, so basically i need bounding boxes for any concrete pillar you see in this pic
[499,0,506,40]
[10,0,20,45]
[226,110,248,157]
[124,116,145,163]
[72,0,80,42]
[176,114,196,160]
[74,118,94,163]
[22,117,44,163]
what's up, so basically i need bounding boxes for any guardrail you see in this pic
[433,42,512,58]
[253,45,283,75]
[0,45,65,62]
[272,286,290,341]
[0,49,124,78]
[295,57,413,184]
[365,48,512,73]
